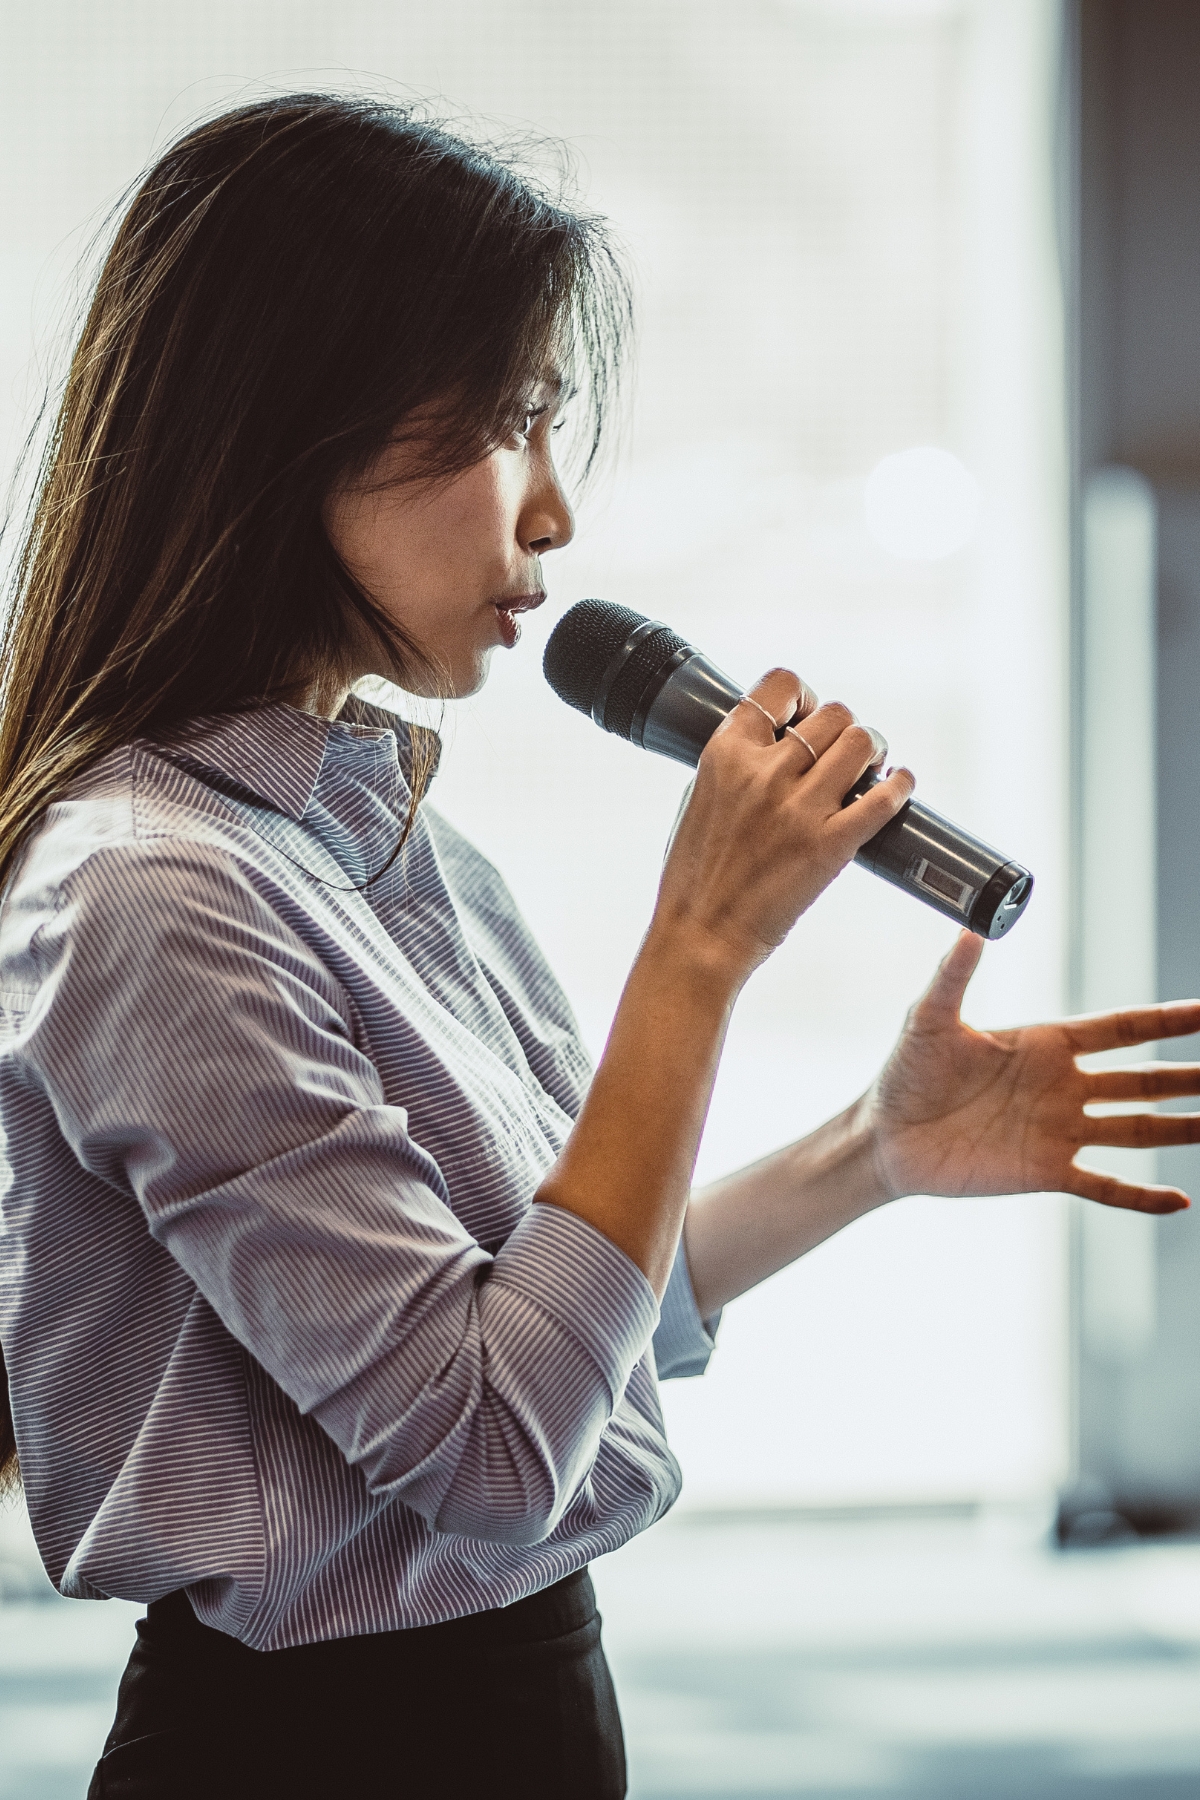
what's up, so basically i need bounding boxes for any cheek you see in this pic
[436,457,514,557]
[323,488,399,582]
[324,452,516,598]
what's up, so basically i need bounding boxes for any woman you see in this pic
[0,94,1195,1799]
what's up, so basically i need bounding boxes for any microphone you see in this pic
[543,599,1033,940]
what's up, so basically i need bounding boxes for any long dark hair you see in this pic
[0,93,631,1497]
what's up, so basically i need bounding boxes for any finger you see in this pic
[1069,1165,1191,1214]
[1068,999,1200,1055]
[781,681,820,724]
[726,668,807,744]
[909,931,985,1025]
[811,707,886,766]
[810,716,907,809]
[1067,1163,1190,1215]
[1084,1062,1200,1102]
[774,699,859,770]
[1083,1111,1200,1149]
[831,765,915,849]
[826,703,885,767]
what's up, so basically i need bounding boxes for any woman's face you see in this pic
[322,378,574,703]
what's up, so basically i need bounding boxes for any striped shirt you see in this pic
[0,697,717,1650]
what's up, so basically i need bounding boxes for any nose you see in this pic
[523,463,575,556]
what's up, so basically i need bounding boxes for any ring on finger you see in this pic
[737,694,778,732]
[785,727,818,773]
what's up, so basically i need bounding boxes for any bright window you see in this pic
[1,0,1068,1505]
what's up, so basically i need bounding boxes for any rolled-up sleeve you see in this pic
[20,841,660,1546]
[652,1239,721,1379]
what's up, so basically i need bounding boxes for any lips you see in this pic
[493,591,545,648]
[494,592,545,617]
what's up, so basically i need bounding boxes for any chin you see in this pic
[374,644,492,701]
[449,648,495,699]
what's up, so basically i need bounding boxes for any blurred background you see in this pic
[2,1,1199,1796]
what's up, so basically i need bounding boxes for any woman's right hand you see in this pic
[537,667,914,1295]
[652,667,915,985]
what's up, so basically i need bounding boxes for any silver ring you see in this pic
[786,728,818,772]
[737,694,778,732]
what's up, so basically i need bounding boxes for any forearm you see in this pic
[534,920,740,1297]
[534,679,915,1300]
[682,1096,893,1317]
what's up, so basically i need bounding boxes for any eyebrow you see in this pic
[537,369,574,401]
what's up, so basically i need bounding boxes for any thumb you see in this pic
[914,930,984,1025]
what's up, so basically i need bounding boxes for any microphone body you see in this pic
[544,600,1033,941]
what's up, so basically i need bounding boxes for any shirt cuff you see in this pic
[490,1201,660,1402]
[652,1238,721,1379]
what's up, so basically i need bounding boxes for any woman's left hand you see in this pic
[864,933,1200,1214]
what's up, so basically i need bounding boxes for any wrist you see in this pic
[807,1093,898,1212]
[641,909,756,1004]
[844,1088,903,1207]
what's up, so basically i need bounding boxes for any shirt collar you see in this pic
[158,697,441,824]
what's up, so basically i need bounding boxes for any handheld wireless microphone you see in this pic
[543,599,1033,940]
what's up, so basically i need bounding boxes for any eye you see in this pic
[515,403,549,442]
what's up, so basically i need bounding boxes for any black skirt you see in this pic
[87,1568,627,1799]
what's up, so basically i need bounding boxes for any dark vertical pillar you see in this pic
[1065,0,1200,1535]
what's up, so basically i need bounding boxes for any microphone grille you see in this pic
[603,623,689,740]
[542,599,651,716]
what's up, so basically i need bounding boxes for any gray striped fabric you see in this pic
[0,698,717,1649]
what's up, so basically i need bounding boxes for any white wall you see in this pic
[0,0,1070,1504]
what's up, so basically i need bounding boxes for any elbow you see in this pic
[426,1432,585,1545]
[469,1509,562,1549]
[432,1481,571,1547]
[361,1465,566,1544]
[356,1416,579,1544]
[344,1347,612,1545]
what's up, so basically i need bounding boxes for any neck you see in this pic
[301,677,355,721]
